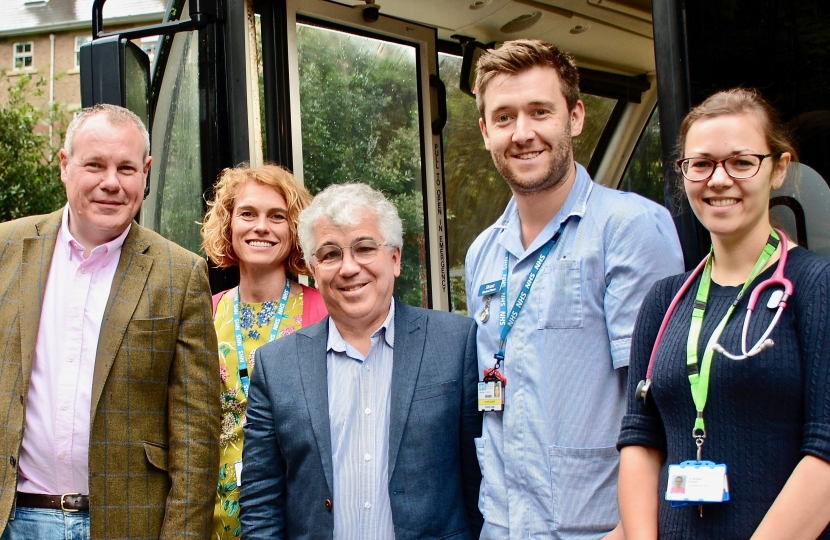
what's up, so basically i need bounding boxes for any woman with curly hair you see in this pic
[201,164,327,539]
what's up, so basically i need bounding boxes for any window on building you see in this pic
[140,37,159,65]
[75,36,91,69]
[13,42,33,70]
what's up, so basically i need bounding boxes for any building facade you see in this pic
[1,0,165,112]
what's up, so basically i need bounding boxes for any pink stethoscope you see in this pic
[636,229,794,402]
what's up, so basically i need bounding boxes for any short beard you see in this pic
[492,121,574,196]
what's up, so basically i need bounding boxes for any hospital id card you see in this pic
[666,461,729,507]
[478,381,503,411]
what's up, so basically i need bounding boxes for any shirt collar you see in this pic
[496,162,594,259]
[59,204,132,266]
[327,298,396,357]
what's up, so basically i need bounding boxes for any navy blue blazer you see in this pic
[239,299,483,539]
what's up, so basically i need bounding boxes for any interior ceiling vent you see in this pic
[500,11,542,33]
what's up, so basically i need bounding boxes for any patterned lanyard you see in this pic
[686,229,779,458]
[233,279,292,397]
[492,219,569,371]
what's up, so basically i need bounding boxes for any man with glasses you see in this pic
[466,40,684,539]
[239,183,483,539]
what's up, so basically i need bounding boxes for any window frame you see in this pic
[284,0,449,310]
[139,36,159,65]
[13,41,34,70]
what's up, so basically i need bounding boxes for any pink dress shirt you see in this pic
[18,206,130,496]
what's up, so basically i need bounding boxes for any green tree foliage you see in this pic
[0,72,67,222]
[297,26,425,306]
[439,55,510,314]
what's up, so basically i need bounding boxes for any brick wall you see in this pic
[1,22,160,112]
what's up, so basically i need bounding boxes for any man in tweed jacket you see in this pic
[0,104,220,539]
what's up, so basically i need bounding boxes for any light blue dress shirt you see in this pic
[326,301,396,540]
[465,164,684,539]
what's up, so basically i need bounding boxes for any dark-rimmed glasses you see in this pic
[675,153,781,182]
[313,239,390,267]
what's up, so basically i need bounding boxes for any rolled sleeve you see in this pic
[603,199,684,370]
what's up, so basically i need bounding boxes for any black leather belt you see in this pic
[16,492,89,512]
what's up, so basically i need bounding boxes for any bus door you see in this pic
[83,0,689,304]
[250,0,450,310]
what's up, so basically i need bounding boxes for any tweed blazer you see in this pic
[239,299,483,539]
[0,209,220,539]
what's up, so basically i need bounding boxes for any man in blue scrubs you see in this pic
[465,39,684,539]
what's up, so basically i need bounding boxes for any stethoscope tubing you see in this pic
[639,229,793,398]
[644,256,709,381]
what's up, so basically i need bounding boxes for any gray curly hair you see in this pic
[298,183,403,266]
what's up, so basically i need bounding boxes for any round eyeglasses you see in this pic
[675,153,781,182]
[313,239,390,267]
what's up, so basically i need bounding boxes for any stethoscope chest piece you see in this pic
[636,378,651,403]
[767,289,784,309]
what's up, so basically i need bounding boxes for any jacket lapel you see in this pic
[388,300,425,479]
[19,212,62,385]
[297,319,335,493]
[90,224,152,420]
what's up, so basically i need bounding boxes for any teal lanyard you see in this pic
[494,220,569,367]
[233,279,292,397]
[687,229,779,456]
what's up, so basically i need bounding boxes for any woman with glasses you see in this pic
[617,88,830,539]
[201,165,327,539]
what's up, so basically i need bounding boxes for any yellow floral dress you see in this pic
[212,287,304,540]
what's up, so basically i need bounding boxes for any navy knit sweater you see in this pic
[618,246,830,539]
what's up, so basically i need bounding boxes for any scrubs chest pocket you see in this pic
[549,445,620,531]
[539,259,582,329]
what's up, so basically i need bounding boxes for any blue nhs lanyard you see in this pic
[495,220,569,364]
[233,279,291,397]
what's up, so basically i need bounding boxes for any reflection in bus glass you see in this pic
[143,30,204,255]
[620,105,665,205]
[297,23,426,307]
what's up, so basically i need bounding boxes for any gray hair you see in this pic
[298,183,403,266]
[64,103,150,159]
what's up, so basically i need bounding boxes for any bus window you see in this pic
[439,52,621,313]
[619,105,665,205]
[295,23,427,307]
[141,29,205,255]
[575,94,618,166]
[438,52,507,314]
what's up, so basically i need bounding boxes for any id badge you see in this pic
[234,460,243,487]
[478,381,503,411]
[477,280,501,323]
[478,280,501,297]
[666,461,729,507]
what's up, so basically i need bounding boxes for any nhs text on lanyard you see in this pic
[478,220,569,412]
[233,279,292,398]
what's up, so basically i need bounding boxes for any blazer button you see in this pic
[9,456,15,467]
[324,499,332,511]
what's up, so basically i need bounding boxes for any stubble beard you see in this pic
[492,122,574,196]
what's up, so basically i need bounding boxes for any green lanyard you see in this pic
[686,229,780,458]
